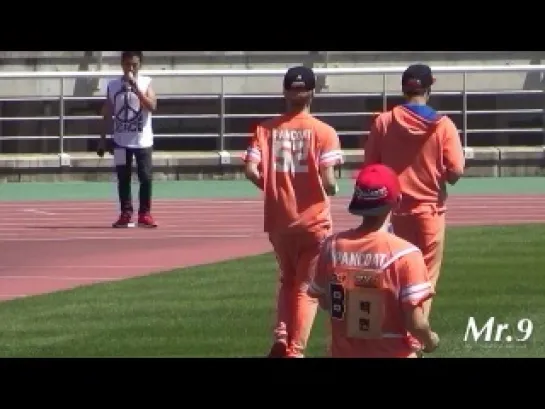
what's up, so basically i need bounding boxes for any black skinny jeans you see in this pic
[115,146,153,214]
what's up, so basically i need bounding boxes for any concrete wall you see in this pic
[0,147,542,182]
[1,51,545,97]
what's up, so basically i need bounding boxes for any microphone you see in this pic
[123,72,135,91]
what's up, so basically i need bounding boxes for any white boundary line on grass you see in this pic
[0,233,256,242]
[0,275,123,281]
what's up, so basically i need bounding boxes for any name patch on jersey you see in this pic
[333,251,387,269]
[272,128,312,141]
[354,270,381,288]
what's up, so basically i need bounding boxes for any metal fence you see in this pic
[0,65,544,155]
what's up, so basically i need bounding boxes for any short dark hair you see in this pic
[403,88,430,98]
[121,51,143,62]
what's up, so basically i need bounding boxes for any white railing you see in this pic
[0,64,544,155]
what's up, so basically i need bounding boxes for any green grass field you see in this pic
[1,224,544,358]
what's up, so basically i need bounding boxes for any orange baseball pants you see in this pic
[391,210,446,319]
[268,228,329,357]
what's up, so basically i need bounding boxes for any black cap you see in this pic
[401,63,435,91]
[283,66,316,91]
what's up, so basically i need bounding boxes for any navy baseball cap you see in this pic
[283,66,316,91]
[401,63,435,92]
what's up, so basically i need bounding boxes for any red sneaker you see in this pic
[112,212,133,228]
[138,212,157,228]
[285,344,305,358]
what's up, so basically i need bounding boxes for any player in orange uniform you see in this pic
[363,64,465,322]
[308,164,440,358]
[243,66,344,358]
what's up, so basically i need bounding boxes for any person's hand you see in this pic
[97,138,107,157]
[317,295,329,311]
[126,71,137,87]
[325,184,339,196]
[423,332,440,353]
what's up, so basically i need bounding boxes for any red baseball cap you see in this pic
[348,164,401,216]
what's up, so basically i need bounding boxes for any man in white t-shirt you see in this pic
[98,51,158,228]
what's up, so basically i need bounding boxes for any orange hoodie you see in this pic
[363,105,465,214]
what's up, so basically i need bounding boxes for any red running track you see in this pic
[0,195,544,301]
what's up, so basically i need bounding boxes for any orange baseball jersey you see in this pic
[309,229,433,358]
[364,105,465,214]
[244,112,343,234]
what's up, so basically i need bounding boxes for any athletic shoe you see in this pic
[138,212,157,228]
[112,212,133,228]
[267,341,288,358]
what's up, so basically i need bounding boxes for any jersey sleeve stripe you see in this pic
[401,288,432,305]
[319,150,344,165]
[308,282,325,296]
[244,148,261,162]
[400,282,431,297]
[381,246,421,269]
[400,282,432,303]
